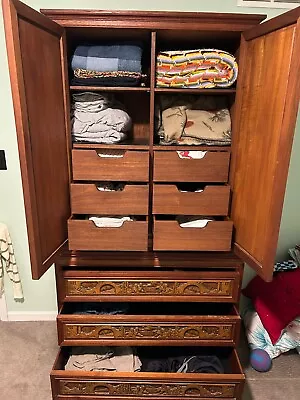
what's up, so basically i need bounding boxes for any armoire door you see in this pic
[2,0,70,279]
[230,7,300,282]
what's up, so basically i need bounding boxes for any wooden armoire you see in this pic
[3,0,300,398]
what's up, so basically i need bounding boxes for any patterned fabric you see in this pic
[156,48,238,88]
[0,223,23,300]
[74,69,146,80]
[72,69,147,87]
[156,95,231,146]
[71,44,143,73]
[243,305,300,360]
[274,260,298,272]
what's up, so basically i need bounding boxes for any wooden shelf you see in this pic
[153,145,231,151]
[154,88,236,94]
[73,140,149,150]
[70,86,150,92]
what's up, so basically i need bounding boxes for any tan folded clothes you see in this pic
[65,346,142,372]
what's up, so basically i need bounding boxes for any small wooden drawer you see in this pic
[70,184,149,215]
[153,218,233,251]
[154,151,230,182]
[51,347,245,399]
[62,270,241,303]
[72,149,149,181]
[57,303,241,347]
[153,184,230,215]
[68,217,148,251]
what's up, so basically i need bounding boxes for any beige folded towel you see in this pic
[0,223,23,300]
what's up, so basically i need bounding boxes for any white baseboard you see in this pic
[7,311,57,321]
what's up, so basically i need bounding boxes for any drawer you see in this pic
[153,185,230,215]
[71,184,149,215]
[62,270,241,303]
[68,217,148,251]
[154,151,230,182]
[51,347,245,399]
[72,149,149,181]
[57,303,241,347]
[154,218,233,251]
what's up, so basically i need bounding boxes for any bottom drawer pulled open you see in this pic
[51,346,245,399]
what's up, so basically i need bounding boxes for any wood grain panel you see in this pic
[72,150,149,182]
[68,218,148,251]
[230,23,300,281]
[70,184,149,215]
[154,151,230,183]
[153,185,230,215]
[2,0,70,279]
[154,219,233,252]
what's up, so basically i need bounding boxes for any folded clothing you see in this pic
[96,182,125,192]
[156,95,231,146]
[89,216,133,228]
[243,269,300,344]
[141,354,224,373]
[65,346,141,372]
[72,69,146,87]
[72,92,131,144]
[156,48,238,88]
[71,44,143,73]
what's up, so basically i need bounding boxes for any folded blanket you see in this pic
[156,95,231,146]
[72,69,147,87]
[71,44,143,73]
[72,92,131,144]
[156,48,238,88]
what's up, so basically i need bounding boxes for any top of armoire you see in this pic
[41,9,266,30]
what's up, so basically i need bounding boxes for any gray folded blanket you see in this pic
[71,44,143,73]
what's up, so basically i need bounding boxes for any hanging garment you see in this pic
[0,223,23,300]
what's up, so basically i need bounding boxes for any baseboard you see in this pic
[7,311,57,321]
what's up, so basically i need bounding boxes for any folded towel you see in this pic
[71,44,143,73]
[0,223,23,300]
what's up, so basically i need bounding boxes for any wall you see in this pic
[0,0,299,316]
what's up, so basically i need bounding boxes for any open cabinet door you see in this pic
[2,0,70,279]
[230,7,300,282]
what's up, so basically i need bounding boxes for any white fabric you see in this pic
[176,150,207,159]
[89,216,133,228]
[0,223,23,300]
[178,218,213,228]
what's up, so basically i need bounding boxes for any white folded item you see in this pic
[179,218,213,228]
[89,216,132,228]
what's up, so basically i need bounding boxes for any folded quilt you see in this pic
[156,95,231,146]
[71,44,143,73]
[72,92,131,144]
[156,48,238,88]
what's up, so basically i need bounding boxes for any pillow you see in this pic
[242,269,300,344]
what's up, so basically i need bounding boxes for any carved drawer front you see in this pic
[68,217,148,251]
[51,348,245,399]
[154,151,230,182]
[72,149,149,182]
[153,184,230,216]
[71,183,149,215]
[62,271,240,303]
[57,304,241,346]
[154,218,233,252]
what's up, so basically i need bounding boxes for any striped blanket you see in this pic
[156,49,238,89]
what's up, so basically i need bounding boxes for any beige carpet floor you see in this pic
[0,321,299,400]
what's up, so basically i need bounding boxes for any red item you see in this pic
[242,269,300,344]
